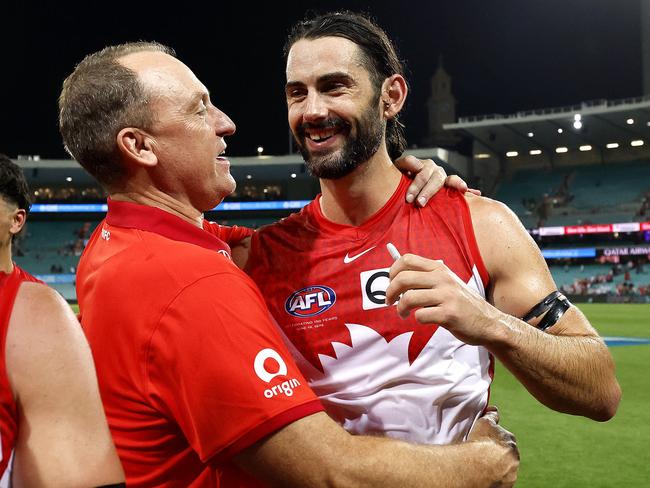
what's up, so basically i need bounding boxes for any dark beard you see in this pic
[296,102,384,180]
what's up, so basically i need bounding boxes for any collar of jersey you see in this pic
[105,198,231,254]
[0,265,17,284]
[308,174,409,238]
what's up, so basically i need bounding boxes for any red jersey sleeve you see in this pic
[203,221,254,246]
[146,269,323,463]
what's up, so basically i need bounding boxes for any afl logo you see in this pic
[285,285,336,317]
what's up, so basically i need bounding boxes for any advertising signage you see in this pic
[600,246,650,257]
[542,248,597,259]
[541,246,650,260]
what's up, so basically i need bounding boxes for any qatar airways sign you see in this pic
[602,246,650,257]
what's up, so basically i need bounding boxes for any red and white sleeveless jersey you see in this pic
[0,265,41,481]
[246,176,493,444]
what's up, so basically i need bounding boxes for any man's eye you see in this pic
[324,83,345,92]
[288,90,305,99]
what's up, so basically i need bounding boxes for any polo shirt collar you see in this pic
[106,198,231,255]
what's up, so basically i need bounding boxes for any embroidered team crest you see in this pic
[285,285,336,317]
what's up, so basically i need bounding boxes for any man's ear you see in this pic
[9,208,27,236]
[116,127,158,168]
[381,74,408,119]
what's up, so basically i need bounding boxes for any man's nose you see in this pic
[302,92,328,122]
[214,108,236,136]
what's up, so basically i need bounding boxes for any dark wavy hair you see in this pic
[0,154,31,214]
[284,10,407,160]
[0,154,31,243]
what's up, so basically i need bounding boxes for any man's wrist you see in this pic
[484,308,521,352]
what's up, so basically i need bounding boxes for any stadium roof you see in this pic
[445,96,650,159]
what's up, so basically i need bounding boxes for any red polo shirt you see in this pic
[77,200,323,487]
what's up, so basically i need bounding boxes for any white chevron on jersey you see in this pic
[294,265,491,444]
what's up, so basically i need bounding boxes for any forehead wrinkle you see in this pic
[287,38,370,85]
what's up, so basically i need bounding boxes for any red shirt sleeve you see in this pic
[203,221,254,246]
[146,269,323,463]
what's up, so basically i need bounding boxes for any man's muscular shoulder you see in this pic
[464,193,520,233]
[463,193,522,266]
[6,282,85,396]
[463,193,557,317]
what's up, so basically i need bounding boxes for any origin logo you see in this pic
[285,285,336,317]
[254,348,302,399]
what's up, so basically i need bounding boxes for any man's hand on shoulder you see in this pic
[393,154,480,207]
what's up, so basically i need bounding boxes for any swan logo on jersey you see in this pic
[254,348,302,399]
[285,285,336,317]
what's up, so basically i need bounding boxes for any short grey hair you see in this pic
[58,41,175,189]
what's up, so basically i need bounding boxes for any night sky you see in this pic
[1,0,642,159]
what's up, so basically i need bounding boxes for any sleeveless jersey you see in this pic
[246,176,493,444]
[0,265,42,480]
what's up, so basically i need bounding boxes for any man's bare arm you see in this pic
[386,195,621,421]
[7,282,125,487]
[231,235,252,269]
[468,195,621,420]
[235,410,518,488]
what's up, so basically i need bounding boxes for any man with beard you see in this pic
[242,11,620,446]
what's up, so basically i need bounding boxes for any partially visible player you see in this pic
[0,154,125,486]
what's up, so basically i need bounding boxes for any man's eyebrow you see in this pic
[184,90,209,110]
[316,72,354,85]
[285,80,304,91]
[285,72,354,90]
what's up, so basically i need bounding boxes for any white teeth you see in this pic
[308,128,336,141]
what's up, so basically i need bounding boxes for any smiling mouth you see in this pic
[302,119,348,145]
[216,148,228,161]
[306,127,338,143]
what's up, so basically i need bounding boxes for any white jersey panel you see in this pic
[304,266,490,444]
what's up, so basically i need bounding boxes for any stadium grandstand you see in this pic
[11,99,650,303]
[445,95,650,303]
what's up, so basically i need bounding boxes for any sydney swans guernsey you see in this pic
[246,176,493,444]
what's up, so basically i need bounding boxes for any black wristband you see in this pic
[521,291,571,331]
[522,291,562,322]
[536,296,571,331]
